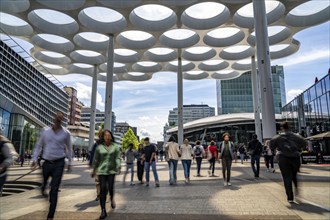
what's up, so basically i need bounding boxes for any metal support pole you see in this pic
[88,65,97,150]
[104,34,114,131]
[253,0,277,140]
[251,55,262,141]
[177,49,183,145]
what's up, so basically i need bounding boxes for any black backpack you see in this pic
[194,146,202,156]
[279,134,300,158]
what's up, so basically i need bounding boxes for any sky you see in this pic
[53,21,330,142]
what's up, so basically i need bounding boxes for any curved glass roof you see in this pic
[0,0,329,81]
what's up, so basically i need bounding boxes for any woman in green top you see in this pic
[92,130,121,220]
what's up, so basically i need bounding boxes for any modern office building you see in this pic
[64,86,84,126]
[81,107,116,132]
[282,73,330,163]
[113,122,138,145]
[216,65,286,114]
[115,122,137,137]
[0,40,69,154]
[282,73,330,137]
[168,104,215,126]
[63,86,90,151]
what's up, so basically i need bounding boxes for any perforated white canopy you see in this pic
[1,0,329,82]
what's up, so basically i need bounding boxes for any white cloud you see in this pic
[273,49,329,67]
[139,116,150,120]
[139,128,152,137]
[287,89,303,102]
[75,82,105,110]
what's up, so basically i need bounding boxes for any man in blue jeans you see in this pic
[164,136,180,185]
[141,137,159,187]
[247,134,263,178]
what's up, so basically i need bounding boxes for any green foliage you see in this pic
[121,128,139,151]
[140,138,145,146]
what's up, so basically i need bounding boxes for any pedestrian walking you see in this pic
[136,144,145,184]
[264,140,275,173]
[142,137,160,187]
[207,141,218,177]
[238,144,246,164]
[89,130,104,201]
[31,112,73,220]
[0,134,15,196]
[164,136,180,185]
[219,133,235,186]
[270,122,307,203]
[247,134,263,178]
[193,140,205,177]
[159,149,164,162]
[92,130,121,219]
[180,139,193,183]
[123,143,137,186]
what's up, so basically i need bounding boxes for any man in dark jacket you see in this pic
[247,134,263,178]
[270,122,307,203]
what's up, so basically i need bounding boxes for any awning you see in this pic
[306,132,330,140]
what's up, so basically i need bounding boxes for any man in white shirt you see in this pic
[164,136,180,185]
[31,112,72,220]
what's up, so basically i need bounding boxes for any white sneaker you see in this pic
[223,182,227,186]
[266,169,270,172]
[227,182,231,186]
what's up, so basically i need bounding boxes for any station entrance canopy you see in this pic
[1,0,329,144]
[1,0,329,80]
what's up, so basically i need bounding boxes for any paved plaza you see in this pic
[0,159,329,220]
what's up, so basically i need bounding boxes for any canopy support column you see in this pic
[251,55,262,141]
[88,65,97,150]
[253,0,277,140]
[104,34,114,131]
[177,49,183,145]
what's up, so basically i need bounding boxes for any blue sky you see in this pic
[54,21,330,142]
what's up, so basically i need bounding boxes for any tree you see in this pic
[121,128,139,151]
[139,138,145,146]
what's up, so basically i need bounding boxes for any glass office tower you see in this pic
[216,65,286,115]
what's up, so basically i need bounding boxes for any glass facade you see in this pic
[217,65,286,114]
[0,40,69,154]
[0,108,42,155]
[282,74,330,136]
[81,107,116,132]
[0,41,69,126]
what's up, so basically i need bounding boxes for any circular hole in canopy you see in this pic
[289,1,329,16]
[133,4,173,21]
[185,2,226,19]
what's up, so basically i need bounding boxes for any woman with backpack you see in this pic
[193,140,205,177]
[207,140,218,177]
[180,139,193,183]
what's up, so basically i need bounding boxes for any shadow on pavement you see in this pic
[75,200,99,211]
[12,211,302,220]
[289,202,330,214]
